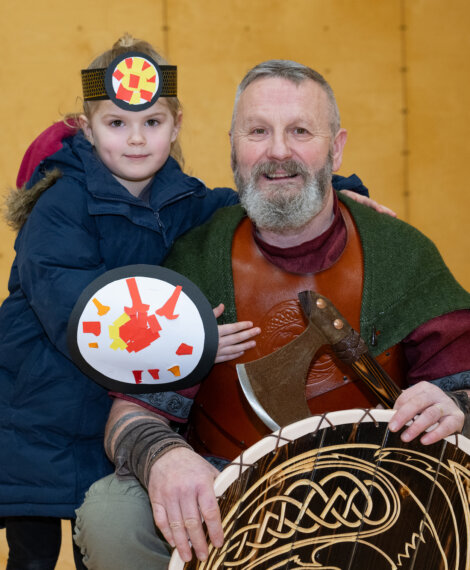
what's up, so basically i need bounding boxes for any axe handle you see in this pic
[299,291,402,408]
[327,327,402,408]
[349,352,402,408]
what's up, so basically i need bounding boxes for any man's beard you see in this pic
[233,153,333,233]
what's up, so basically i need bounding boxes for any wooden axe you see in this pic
[237,291,402,431]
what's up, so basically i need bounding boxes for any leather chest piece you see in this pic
[188,204,406,460]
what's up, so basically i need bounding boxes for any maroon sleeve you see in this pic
[402,310,470,384]
[109,383,200,424]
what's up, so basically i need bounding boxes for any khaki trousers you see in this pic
[74,474,170,570]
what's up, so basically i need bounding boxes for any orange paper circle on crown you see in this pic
[105,52,163,111]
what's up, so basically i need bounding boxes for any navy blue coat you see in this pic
[0,132,238,517]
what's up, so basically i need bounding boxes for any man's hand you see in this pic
[148,447,223,562]
[340,189,397,217]
[389,381,465,444]
[213,303,261,362]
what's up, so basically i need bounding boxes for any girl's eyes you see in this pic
[107,119,160,127]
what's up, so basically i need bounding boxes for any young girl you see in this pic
[0,34,244,570]
[0,35,372,569]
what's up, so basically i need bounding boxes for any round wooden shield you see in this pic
[67,264,218,393]
[169,408,470,569]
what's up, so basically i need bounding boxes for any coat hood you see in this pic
[5,134,87,231]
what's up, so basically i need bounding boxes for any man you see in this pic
[74,60,470,569]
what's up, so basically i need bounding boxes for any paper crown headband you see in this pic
[67,265,218,393]
[81,51,177,111]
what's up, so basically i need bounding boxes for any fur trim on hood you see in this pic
[4,169,62,232]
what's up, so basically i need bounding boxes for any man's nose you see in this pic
[266,132,292,161]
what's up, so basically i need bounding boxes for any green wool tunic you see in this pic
[165,194,470,357]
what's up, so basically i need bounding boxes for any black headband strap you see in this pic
[81,52,177,111]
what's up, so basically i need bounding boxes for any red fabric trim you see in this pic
[17,120,79,187]
[253,192,347,273]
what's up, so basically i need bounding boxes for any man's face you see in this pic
[230,77,343,231]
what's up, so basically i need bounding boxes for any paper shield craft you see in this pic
[67,265,218,393]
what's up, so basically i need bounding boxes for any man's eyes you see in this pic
[248,127,311,136]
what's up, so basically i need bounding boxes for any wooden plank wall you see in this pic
[0,0,469,566]
[1,0,469,297]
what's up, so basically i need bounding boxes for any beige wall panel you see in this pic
[0,0,468,305]
[406,0,469,289]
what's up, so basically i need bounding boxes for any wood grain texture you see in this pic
[0,0,469,303]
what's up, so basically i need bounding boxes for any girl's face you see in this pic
[80,99,182,197]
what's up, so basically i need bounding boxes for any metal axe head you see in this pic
[237,291,400,430]
[237,291,356,430]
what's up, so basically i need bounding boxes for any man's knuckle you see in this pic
[184,517,200,529]
[202,506,220,521]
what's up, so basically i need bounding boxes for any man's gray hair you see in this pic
[231,60,341,136]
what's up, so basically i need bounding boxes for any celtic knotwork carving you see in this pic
[216,452,400,568]
[173,413,470,570]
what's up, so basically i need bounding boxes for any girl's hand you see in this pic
[213,303,261,363]
[339,190,397,217]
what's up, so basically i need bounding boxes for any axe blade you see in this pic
[236,319,328,429]
[237,291,401,431]
[237,363,280,431]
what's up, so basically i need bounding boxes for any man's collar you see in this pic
[252,192,347,274]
